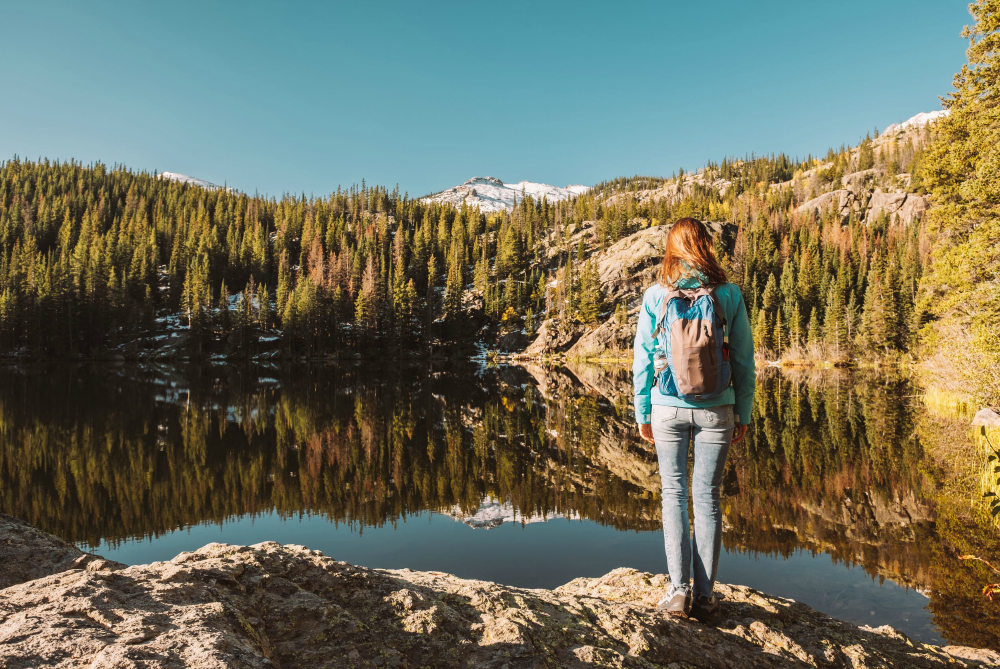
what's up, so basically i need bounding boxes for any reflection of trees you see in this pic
[1,363,998,648]
[718,368,949,636]
[0,364,661,548]
[727,369,934,566]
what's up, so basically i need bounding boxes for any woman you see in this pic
[632,217,755,618]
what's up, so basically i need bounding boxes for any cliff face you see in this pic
[1,514,997,669]
[523,220,737,358]
[794,171,929,227]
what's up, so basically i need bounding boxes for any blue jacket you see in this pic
[632,278,755,425]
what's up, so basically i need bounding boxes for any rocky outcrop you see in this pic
[564,317,633,358]
[603,172,733,207]
[497,329,530,353]
[1,515,998,668]
[795,171,929,226]
[521,318,584,356]
[0,514,121,590]
[523,221,736,359]
[593,225,666,301]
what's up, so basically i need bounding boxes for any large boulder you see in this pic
[497,329,530,353]
[521,318,584,356]
[565,318,633,359]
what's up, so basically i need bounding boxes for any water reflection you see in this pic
[0,362,997,648]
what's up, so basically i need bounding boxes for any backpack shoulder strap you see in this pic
[651,293,671,342]
[708,284,729,338]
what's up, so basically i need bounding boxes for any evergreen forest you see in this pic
[0,133,932,363]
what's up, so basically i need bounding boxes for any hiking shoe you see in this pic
[692,594,718,616]
[656,590,692,617]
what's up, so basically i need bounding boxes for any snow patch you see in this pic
[883,110,949,136]
[422,176,589,213]
[159,172,231,192]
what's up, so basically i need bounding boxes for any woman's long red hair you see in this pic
[658,217,727,287]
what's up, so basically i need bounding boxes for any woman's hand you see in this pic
[639,423,654,444]
[731,423,748,444]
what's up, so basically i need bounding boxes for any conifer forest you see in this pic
[0,134,934,360]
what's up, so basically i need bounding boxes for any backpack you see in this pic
[652,285,732,401]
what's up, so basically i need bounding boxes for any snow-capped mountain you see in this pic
[159,171,226,191]
[443,497,578,529]
[883,110,949,136]
[422,176,589,213]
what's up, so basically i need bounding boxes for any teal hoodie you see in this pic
[632,276,755,425]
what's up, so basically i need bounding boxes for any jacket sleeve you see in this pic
[729,287,756,424]
[632,290,657,425]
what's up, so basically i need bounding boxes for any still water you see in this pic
[0,362,995,648]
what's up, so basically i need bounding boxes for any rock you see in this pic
[867,190,929,225]
[497,329,529,353]
[797,189,852,218]
[4,518,999,669]
[972,408,1000,428]
[565,318,633,359]
[841,168,877,190]
[594,225,666,301]
[0,514,122,590]
[796,172,929,226]
[522,318,583,356]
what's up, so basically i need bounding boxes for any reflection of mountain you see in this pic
[444,496,579,529]
[0,362,998,647]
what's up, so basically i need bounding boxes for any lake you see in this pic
[0,361,997,649]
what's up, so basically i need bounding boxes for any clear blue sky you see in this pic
[0,0,970,198]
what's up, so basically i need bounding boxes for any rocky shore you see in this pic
[1,514,997,669]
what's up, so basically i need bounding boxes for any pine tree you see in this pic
[276,250,291,321]
[860,259,899,353]
[257,283,272,331]
[806,307,821,349]
[790,303,804,348]
[823,285,848,356]
[773,307,787,354]
[425,254,438,325]
[359,256,378,328]
[444,244,463,315]
[473,256,489,294]
[576,261,604,324]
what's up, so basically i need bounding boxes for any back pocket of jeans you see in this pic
[699,405,733,426]
[654,406,678,422]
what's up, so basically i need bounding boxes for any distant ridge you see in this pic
[422,176,589,213]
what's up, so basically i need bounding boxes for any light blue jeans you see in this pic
[651,404,735,598]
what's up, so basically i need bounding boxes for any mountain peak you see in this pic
[463,176,504,187]
[883,110,948,136]
[423,177,589,213]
